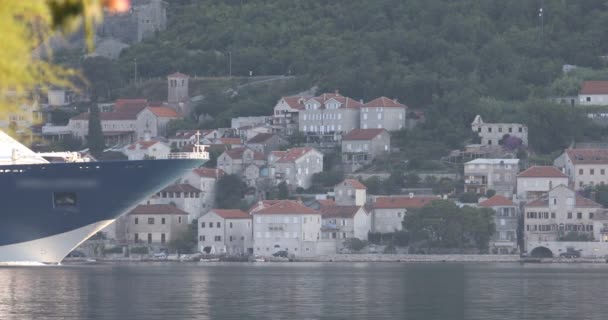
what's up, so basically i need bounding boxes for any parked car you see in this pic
[153,252,167,259]
[272,250,288,258]
[560,249,581,258]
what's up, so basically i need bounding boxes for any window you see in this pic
[229,236,233,242]
[147,233,152,244]
[241,236,245,240]
[488,140,492,145]
[230,222,233,228]
[602,169,606,175]
[148,218,155,225]
[134,233,139,242]
[551,212,556,219]
[161,218,166,224]
[214,236,222,241]
[161,233,166,244]
[199,236,205,241]
[217,222,221,228]
[53,192,77,207]
[498,127,502,133]
[201,222,205,228]
[509,127,512,133]
[178,217,182,224]
[488,127,492,133]
[587,97,591,102]
[579,169,584,175]
[577,212,582,219]
[518,127,523,133]
[135,218,139,224]
[590,212,595,219]
[568,212,572,219]
[591,169,595,175]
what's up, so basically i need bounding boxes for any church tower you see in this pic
[167,72,189,105]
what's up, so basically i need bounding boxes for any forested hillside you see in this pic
[113,0,608,155]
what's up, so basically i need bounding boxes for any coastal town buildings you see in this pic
[554,148,608,190]
[121,204,189,245]
[578,81,608,106]
[360,97,407,131]
[341,128,390,172]
[319,205,370,242]
[471,115,528,147]
[152,183,202,222]
[123,138,171,160]
[334,179,367,206]
[216,147,266,175]
[479,195,519,254]
[198,209,252,255]
[464,158,520,197]
[516,166,569,201]
[268,147,323,189]
[231,116,271,129]
[524,185,601,253]
[370,195,438,233]
[251,200,322,257]
[298,92,363,141]
[182,168,225,214]
[169,129,219,149]
[245,133,287,155]
[272,96,306,135]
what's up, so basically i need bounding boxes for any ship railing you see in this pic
[168,144,209,160]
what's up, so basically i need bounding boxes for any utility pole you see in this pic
[134,58,138,85]
[228,51,232,77]
[539,0,544,44]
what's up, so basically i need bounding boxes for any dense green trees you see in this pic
[215,174,247,209]
[87,104,105,158]
[403,200,495,251]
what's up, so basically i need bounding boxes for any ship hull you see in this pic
[0,159,204,263]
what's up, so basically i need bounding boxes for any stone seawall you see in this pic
[296,254,521,263]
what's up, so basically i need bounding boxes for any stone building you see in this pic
[554,148,608,190]
[516,166,569,202]
[198,209,252,255]
[524,185,601,254]
[251,200,322,257]
[479,195,519,254]
[360,97,407,131]
[268,147,323,190]
[341,128,390,172]
[246,133,287,155]
[298,92,363,141]
[182,168,225,215]
[152,183,202,222]
[471,115,528,147]
[217,147,266,175]
[334,179,367,206]
[319,205,371,242]
[464,158,520,197]
[122,204,189,245]
[272,96,307,135]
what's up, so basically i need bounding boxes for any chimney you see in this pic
[393,98,398,103]
[257,201,263,209]
[334,89,339,95]
[409,192,414,199]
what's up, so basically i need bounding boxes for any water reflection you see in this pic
[1,263,608,319]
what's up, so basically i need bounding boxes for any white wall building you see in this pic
[578,81,608,106]
[370,196,438,233]
[471,115,528,147]
[360,97,407,131]
[516,166,569,202]
[268,147,323,189]
[464,158,520,198]
[251,200,322,257]
[555,148,608,190]
[198,209,252,255]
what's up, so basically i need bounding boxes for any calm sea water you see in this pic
[1,262,608,319]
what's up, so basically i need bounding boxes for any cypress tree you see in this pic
[87,104,105,158]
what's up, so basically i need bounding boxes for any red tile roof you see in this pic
[580,81,608,95]
[318,199,336,207]
[274,147,316,163]
[71,111,139,121]
[518,166,567,178]
[281,96,307,110]
[525,198,547,207]
[148,106,180,118]
[342,129,386,141]
[308,92,364,109]
[130,204,188,215]
[253,200,321,215]
[168,72,189,78]
[210,209,250,219]
[525,193,601,208]
[220,138,242,145]
[479,195,515,207]
[193,167,225,179]
[249,200,285,213]
[364,97,407,109]
[161,183,201,193]
[319,205,363,218]
[566,149,608,164]
[373,196,437,209]
[115,99,148,110]
[338,179,367,190]
[247,133,275,144]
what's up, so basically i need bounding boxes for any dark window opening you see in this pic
[53,192,77,207]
